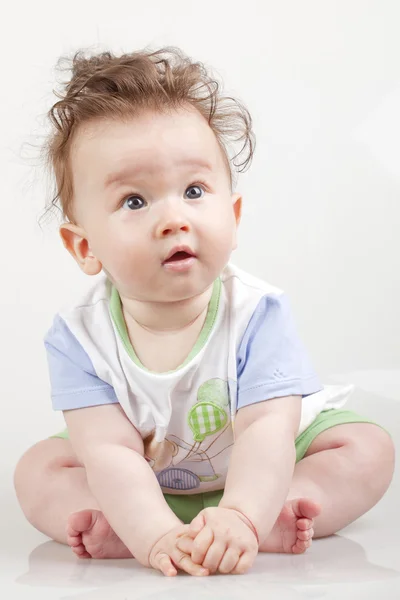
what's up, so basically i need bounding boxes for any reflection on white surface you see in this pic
[15,535,399,600]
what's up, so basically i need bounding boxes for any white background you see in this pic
[1,0,399,474]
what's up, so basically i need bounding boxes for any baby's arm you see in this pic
[44,317,205,575]
[64,404,206,576]
[180,294,322,572]
[178,396,301,573]
[219,395,301,541]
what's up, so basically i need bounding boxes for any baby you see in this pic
[14,47,394,577]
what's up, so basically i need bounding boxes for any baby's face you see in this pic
[68,106,241,302]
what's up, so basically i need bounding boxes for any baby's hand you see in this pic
[176,507,259,575]
[148,524,209,577]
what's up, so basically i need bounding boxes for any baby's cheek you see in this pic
[207,228,235,263]
[106,245,144,282]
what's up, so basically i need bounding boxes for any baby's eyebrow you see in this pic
[104,159,213,188]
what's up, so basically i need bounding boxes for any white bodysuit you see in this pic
[45,264,353,494]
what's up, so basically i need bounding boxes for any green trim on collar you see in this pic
[109,278,221,374]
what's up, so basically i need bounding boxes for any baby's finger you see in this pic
[218,547,240,574]
[191,525,214,565]
[231,551,255,575]
[176,534,194,555]
[189,511,206,536]
[202,541,227,574]
[154,552,178,577]
[171,549,209,577]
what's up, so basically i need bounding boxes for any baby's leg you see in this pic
[260,423,395,553]
[289,423,394,536]
[14,438,132,558]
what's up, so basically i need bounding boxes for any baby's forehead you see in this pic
[71,108,230,177]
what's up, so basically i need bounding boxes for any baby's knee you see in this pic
[14,442,44,521]
[14,438,78,521]
[353,425,395,494]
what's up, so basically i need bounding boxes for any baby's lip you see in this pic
[163,245,197,263]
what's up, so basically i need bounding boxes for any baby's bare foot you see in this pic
[67,510,133,559]
[259,498,321,554]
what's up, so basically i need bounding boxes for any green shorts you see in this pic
[52,409,379,524]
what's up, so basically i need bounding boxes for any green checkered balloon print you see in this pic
[188,401,228,442]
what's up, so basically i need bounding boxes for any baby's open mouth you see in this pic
[163,247,196,264]
[162,247,197,270]
[165,251,193,262]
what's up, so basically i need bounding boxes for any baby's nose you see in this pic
[158,220,190,237]
[155,207,191,238]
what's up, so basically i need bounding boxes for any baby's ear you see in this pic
[232,193,242,226]
[59,223,102,276]
[231,193,242,251]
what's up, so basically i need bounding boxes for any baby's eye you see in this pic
[122,196,147,211]
[185,185,204,200]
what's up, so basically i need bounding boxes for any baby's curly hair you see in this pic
[45,46,255,222]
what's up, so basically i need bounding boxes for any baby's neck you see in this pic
[120,285,214,333]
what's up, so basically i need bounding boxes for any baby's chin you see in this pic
[148,284,211,304]
[114,262,219,303]
[116,281,208,305]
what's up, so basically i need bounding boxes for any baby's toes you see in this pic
[67,534,82,547]
[297,528,313,542]
[293,538,312,554]
[72,543,91,559]
[297,518,314,531]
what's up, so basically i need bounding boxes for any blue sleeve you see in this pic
[237,294,322,409]
[44,315,119,411]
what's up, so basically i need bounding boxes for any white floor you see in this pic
[2,376,400,599]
